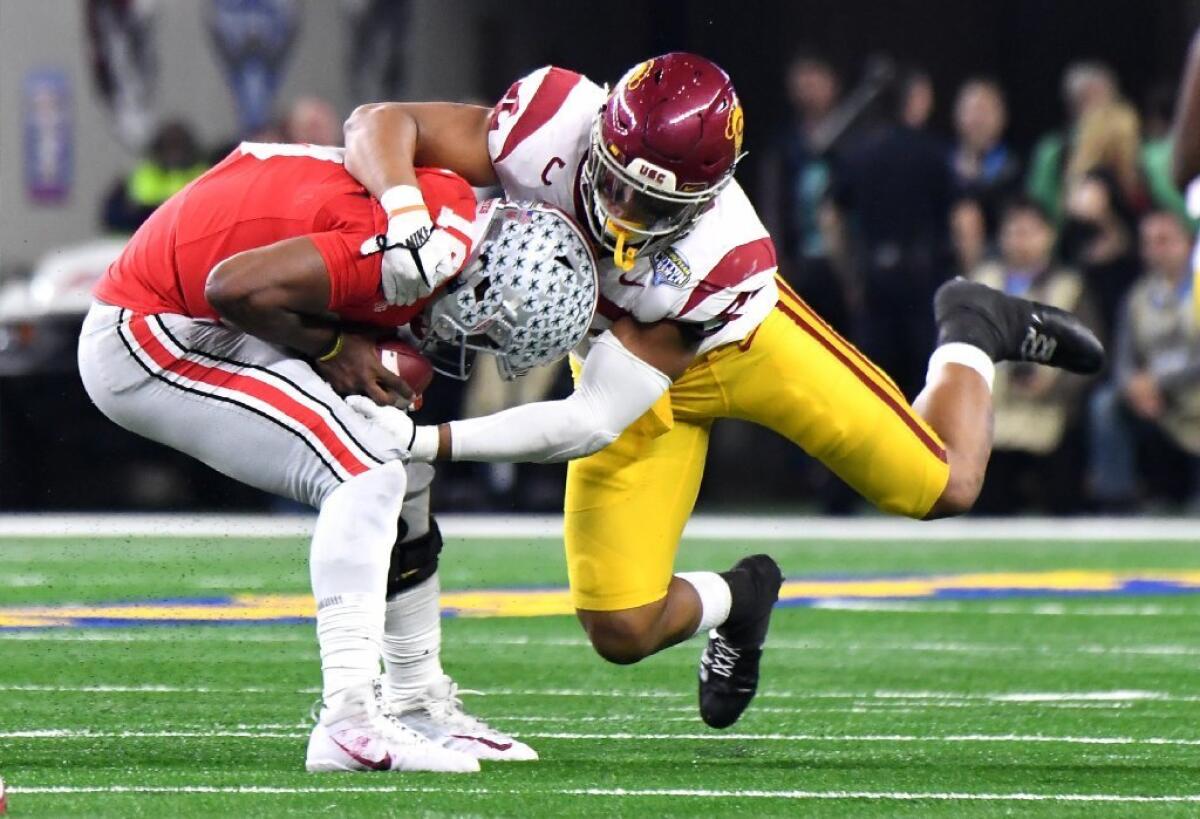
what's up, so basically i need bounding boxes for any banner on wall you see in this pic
[207,0,299,137]
[23,69,74,205]
[86,0,161,152]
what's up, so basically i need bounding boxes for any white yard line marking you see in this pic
[0,631,312,643]
[8,785,1200,802]
[4,684,1200,704]
[811,600,1196,616]
[6,728,1200,746]
[457,635,1200,658]
[0,513,1198,541]
[517,732,1200,745]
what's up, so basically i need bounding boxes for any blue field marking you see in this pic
[3,569,1200,629]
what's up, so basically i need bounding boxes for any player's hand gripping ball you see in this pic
[378,339,433,410]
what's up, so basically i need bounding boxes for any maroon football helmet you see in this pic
[581,52,745,269]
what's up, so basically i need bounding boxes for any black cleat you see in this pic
[934,278,1106,375]
[698,554,783,729]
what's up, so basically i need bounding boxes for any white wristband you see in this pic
[379,184,427,219]
[927,342,995,392]
[409,424,441,462]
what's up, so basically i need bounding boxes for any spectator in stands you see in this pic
[900,69,936,132]
[831,62,952,397]
[285,95,341,146]
[1140,83,1197,229]
[1059,169,1141,335]
[101,120,208,233]
[950,78,1021,237]
[1027,61,1119,221]
[950,196,990,277]
[1064,101,1148,215]
[758,48,851,332]
[1088,210,1200,511]
[970,197,1095,514]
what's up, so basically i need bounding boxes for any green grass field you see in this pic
[3,523,1200,817]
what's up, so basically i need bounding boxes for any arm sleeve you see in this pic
[446,332,672,463]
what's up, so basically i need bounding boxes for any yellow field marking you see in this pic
[3,570,1200,628]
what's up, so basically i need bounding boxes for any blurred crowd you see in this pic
[759,52,1200,514]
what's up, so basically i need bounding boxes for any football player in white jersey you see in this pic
[343,53,1104,728]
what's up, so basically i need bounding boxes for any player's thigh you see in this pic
[720,295,949,518]
[79,305,403,508]
[564,416,711,612]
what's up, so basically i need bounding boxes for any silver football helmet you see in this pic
[419,200,599,380]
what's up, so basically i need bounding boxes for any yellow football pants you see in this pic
[564,281,950,611]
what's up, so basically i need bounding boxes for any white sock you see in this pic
[316,593,386,703]
[927,342,995,392]
[382,573,443,703]
[675,571,733,636]
[310,462,407,702]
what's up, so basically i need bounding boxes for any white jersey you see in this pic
[485,66,778,357]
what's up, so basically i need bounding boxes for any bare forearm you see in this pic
[217,299,339,358]
[344,104,421,199]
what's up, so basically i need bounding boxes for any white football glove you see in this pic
[345,396,441,462]
[366,185,464,306]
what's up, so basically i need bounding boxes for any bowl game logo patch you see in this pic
[652,248,691,288]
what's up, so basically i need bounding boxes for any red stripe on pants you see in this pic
[127,314,372,477]
[775,302,947,463]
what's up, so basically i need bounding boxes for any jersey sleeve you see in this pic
[486,67,586,178]
[311,191,386,311]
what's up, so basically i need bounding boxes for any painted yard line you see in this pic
[454,635,1200,658]
[1,513,1199,541]
[3,630,1196,659]
[7,728,1200,746]
[8,785,1200,803]
[5,683,1200,704]
[0,684,288,694]
[7,785,1200,803]
[0,630,313,643]
[812,600,1200,616]
[521,732,1200,745]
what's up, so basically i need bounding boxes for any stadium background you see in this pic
[3,2,1200,816]
[3,0,1198,515]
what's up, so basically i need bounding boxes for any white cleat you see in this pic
[305,682,479,773]
[382,675,538,762]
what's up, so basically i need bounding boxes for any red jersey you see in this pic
[95,142,478,328]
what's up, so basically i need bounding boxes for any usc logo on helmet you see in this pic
[626,60,654,91]
[725,101,745,155]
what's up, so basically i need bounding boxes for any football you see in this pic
[378,339,434,407]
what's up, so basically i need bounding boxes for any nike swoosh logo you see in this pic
[618,272,644,288]
[453,734,513,751]
[331,735,392,771]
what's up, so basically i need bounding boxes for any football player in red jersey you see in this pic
[342,53,1104,729]
[79,141,598,771]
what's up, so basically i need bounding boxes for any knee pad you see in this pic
[387,516,443,596]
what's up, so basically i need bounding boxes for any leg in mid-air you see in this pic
[375,465,537,761]
[77,305,478,773]
[918,277,1106,517]
[563,275,1104,729]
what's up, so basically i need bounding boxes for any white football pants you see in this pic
[78,302,407,506]
[79,301,415,698]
